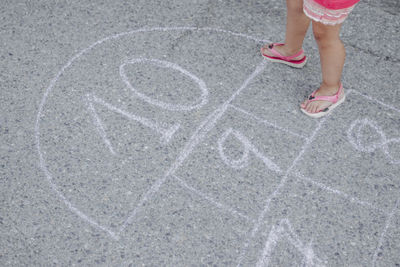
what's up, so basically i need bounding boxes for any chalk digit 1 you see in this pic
[86,93,180,154]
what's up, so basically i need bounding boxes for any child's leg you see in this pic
[262,0,311,58]
[301,21,346,113]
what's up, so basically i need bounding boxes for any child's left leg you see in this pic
[301,21,345,114]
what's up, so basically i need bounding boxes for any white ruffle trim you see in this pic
[303,0,356,25]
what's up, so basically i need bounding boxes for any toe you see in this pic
[310,103,317,113]
[300,99,307,109]
[313,103,320,113]
[261,44,272,56]
[305,102,312,113]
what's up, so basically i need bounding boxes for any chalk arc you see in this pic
[120,58,209,111]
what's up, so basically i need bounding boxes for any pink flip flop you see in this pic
[261,43,307,68]
[301,83,346,118]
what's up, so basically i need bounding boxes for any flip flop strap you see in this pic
[308,83,343,104]
[269,43,304,60]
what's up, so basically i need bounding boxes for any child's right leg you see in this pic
[300,21,346,115]
[261,0,311,59]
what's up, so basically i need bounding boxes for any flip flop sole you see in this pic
[301,94,346,118]
[262,53,307,68]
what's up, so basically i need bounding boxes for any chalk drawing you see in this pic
[350,89,400,114]
[347,118,400,164]
[236,117,328,266]
[118,60,267,235]
[291,171,382,212]
[372,198,400,266]
[229,104,307,140]
[35,25,400,267]
[35,26,271,240]
[87,93,180,145]
[218,128,281,173]
[173,174,255,223]
[85,95,117,155]
[256,219,326,267]
[120,58,209,111]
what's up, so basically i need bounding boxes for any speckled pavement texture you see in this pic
[1,0,400,266]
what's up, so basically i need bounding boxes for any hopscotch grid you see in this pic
[173,174,256,224]
[35,27,400,266]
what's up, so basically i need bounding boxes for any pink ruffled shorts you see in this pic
[303,0,358,25]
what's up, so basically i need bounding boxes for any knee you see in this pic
[313,26,341,48]
[312,26,327,43]
[287,0,305,14]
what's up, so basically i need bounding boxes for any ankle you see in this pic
[320,82,341,94]
[282,45,303,56]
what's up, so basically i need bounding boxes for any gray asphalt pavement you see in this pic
[1,0,400,266]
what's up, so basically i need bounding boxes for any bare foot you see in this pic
[261,43,304,60]
[300,83,345,114]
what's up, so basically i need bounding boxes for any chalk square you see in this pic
[120,177,251,266]
[230,61,320,139]
[174,107,304,220]
[293,90,400,212]
[243,176,387,266]
[373,210,400,267]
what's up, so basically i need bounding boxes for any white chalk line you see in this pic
[283,221,325,267]
[35,26,269,239]
[119,58,209,111]
[88,93,180,144]
[85,95,117,155]
[256,222,285,267]
[291,171,384,214]
[256,219,325,267]
[36,150,119,240]
[117,61,267,235]
[238,88,400,265]
[173,175,255,223]
[116,108,223,235]
[236,116,328,266]
[347,117,400,165]
[35,36,122,240]
[349,89,400,114]
[345,90,400,266]
[36,25,400,252]
[216,125,385,212]
[228,94,385,211]
[372,198,400,266]
[218,128,251,169]
[229,104,307,140]
[217,128,281,173]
